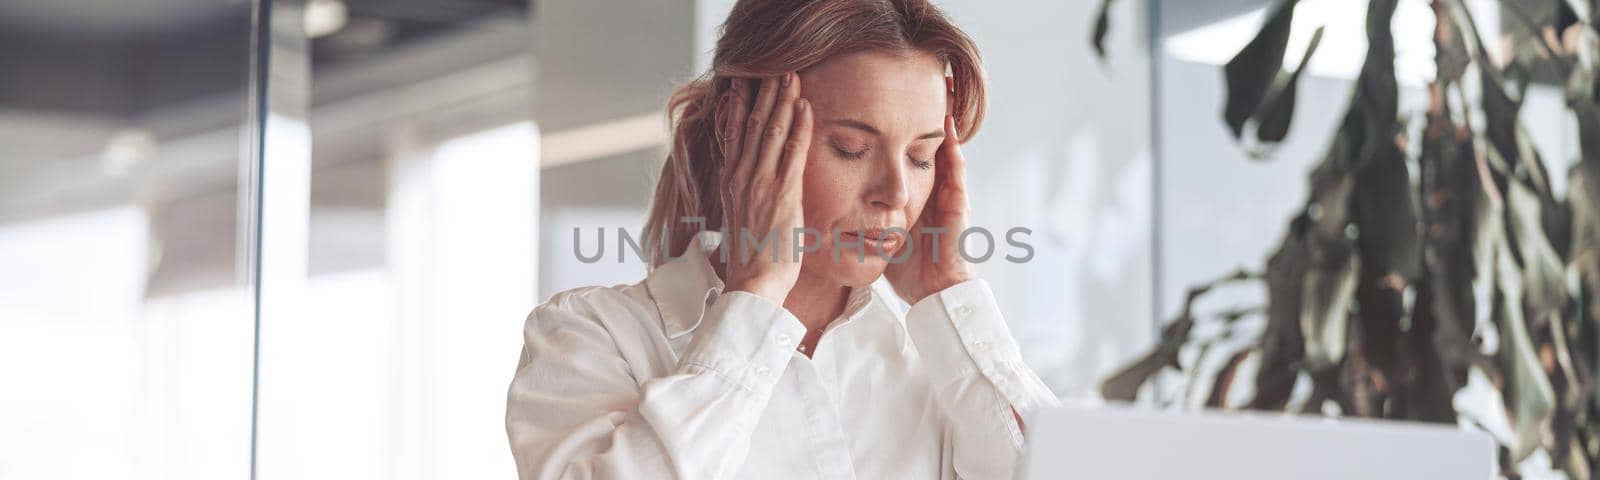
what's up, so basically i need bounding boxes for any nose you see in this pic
[864,152,911,211]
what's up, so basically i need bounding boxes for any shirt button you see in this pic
[752,365,769,377]
[775,334,791,346]
[971,340,989,352]
[953,305,973,318]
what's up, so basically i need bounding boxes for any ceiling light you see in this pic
[304,0,348,39]
[101,129,156,177]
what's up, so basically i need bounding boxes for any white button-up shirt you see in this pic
[506,233,1059,479]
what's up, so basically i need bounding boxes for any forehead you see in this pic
[799,50,947,132]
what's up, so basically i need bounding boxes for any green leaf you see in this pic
[1100,316,1191,402]
[1350,137,1420,386]
[1491,234,1558,462]
[1482,69,1523,170]
[1101,270,1260,402]
[1206,349,1258,408]
[1355,135,1423,281]
[1349,0,1401,169]
[1504,174,1568,315]
[1224,0,1302,139]
[1435,6,1473,84]
[1255,26,1326,144]
[1092,0,1116,61]
[1299,174,1360,371]
[1558,0,1582,34]
[1249,221,1312,410]
[1569,160,1600,327]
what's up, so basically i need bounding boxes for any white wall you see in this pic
[935,0,1156,398]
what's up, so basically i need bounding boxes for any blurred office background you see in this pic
[0,0,1554,478]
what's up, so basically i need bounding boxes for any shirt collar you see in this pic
[644,231,900,339]
[835,280,878,331]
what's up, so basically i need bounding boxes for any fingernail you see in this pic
[781,72,791,87]
[796,98,807,111]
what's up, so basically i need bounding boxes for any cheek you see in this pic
[799,154,855,225]
[906,172,936,219]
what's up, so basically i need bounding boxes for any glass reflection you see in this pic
[0,0,260,478]
[252,0,535,478]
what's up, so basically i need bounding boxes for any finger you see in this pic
[756,72,800,180]
[732,77,756,127]
[781,97,813,191]
[727,78,756,187]
[718,89,742,234]
[739,75,782,186]
[939,115,969,207]
[777,98,811,260]
[725,81,757,227]
[723,79,750,184]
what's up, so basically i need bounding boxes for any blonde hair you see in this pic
[643,0,987,268]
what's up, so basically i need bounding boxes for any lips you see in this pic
[840,227,903,255]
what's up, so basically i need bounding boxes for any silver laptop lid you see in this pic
[1023,404,1495,480]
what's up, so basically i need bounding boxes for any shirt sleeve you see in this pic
[904,278,1061,479]
[506,289,806,479]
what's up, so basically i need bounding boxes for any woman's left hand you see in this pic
[884,113,975,305]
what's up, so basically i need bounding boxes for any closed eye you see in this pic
[833,144,868,160]
[910,156,933,170]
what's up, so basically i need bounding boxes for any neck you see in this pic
[783,269,850,333]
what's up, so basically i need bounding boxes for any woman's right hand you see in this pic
[717,72,812,305]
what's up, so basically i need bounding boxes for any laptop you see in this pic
[1023,404,1497,479]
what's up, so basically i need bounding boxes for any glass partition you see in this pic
[0,1,262,478]
[250,0,536,478]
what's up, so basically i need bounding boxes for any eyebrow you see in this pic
[824,118,944,141]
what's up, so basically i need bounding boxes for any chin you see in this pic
[806,249,889,288]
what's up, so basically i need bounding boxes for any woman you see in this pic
[506,0,1058,478]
